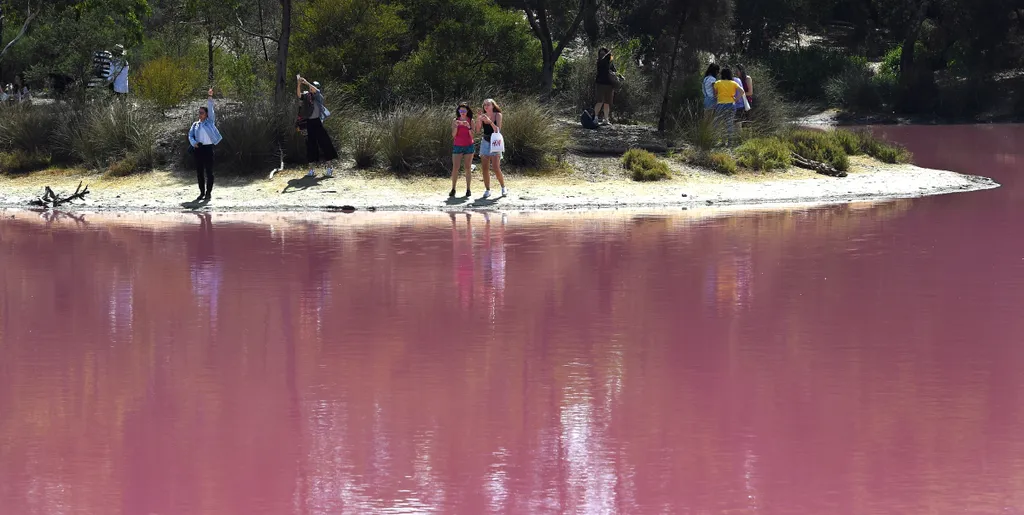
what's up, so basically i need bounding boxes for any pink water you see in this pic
[2,125,1024,514]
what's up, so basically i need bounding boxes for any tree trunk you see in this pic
[275,0,292,103]
[541,53,555,96]
[899,0,930,90]
[207,33,215,84]
[658,13,687,132]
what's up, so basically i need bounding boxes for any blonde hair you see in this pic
[483,98,502,113]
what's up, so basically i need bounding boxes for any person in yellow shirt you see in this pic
[713,68,746,145]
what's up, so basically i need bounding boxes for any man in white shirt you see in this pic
[108,45,129,96]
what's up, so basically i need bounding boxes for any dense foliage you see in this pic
[2,0,1022,135]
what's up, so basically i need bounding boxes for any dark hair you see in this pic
[598,47,610,58]
[199,106,208,116]
[455,102,473,120]
[704,63,720,79]
[720,68,733,81]
[736,65,747,80]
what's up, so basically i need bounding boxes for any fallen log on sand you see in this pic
[29,182,90,208]
[792,152,847,178]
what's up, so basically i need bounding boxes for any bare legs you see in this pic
[450,153,474,195]
[480,154,505,194]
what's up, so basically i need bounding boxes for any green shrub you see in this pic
[736,137,791,170]
[858,132,913,164]
[825,66,890,112]
[622,148,671,181]
[136,57,203,112]
[829,130,864,155]
[500,99,568,168]
[380,105,452,175]
[706,152,737,175]
[763,47,863,102]
[0,151,51,174]
[785,130,849,171]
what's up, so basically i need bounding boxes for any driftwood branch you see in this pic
[791,152,847,178]
[29,182,90,208]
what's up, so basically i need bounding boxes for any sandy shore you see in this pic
[0,155,998,213]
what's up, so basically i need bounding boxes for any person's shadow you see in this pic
[469,193,506,208]
[181,198,210,210]
[282,175,327,194]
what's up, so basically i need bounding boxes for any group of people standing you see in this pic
[1,81,30,104]
[185,74,338,202]
[449,99,507,200]
[703,63,754,145]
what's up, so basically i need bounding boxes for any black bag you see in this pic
[580,109,600,130]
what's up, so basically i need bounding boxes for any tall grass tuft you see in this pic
[671,101,723,152]
[54,101,158,172]
[0,104,58,155]
[500,99,568,168]
[216,102,285,175]
[350,121,381,169]
[380,105,452,175]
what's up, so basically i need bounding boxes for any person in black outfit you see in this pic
[594,48,617,125]
[187,89,222,202]
[297,75,339,178]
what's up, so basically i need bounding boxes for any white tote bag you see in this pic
[489,130,505,153]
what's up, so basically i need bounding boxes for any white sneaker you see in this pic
[306,169,315,177]
[483,190,491,199]
[501,187,507,196]
[325,167,334,178]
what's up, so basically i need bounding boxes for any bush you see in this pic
[555,43,654,123]
[136,57,203,112]
[825,66,891,112]
[380,105,452,175]
[825,129,912,164]
[706,152,737,175]
[0,104,58,155]
[216,103,286,175]
[785,130,849,171]
[736,137,791,170]
[829,130,864,155]
[763,47,862,102]
[622,148,671,181]
[55,101,158,171]
[500,99,568,168]
[857,132,913,164]
[0,151,51,174]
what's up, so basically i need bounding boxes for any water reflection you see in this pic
[2,123,1024,515]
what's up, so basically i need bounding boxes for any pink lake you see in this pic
[2,124,1024,514]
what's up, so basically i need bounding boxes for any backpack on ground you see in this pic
[581,109,600,130]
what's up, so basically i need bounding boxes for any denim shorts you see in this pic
[452,144,475,155]
[480,139,501,157]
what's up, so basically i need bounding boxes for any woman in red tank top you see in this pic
[450,102,476,198]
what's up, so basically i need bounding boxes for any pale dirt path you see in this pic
[0,156,998,214]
